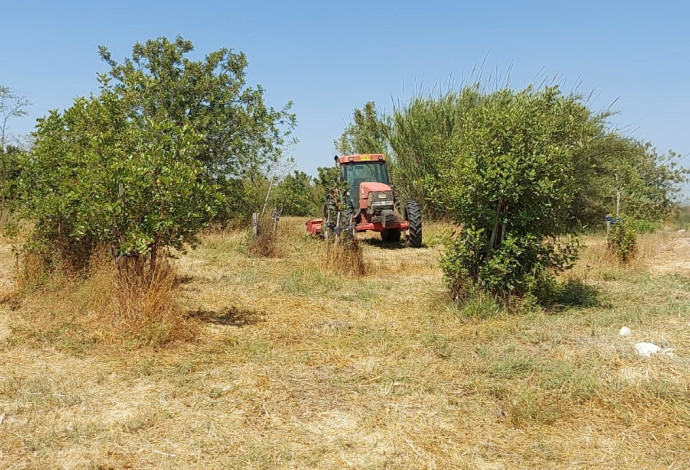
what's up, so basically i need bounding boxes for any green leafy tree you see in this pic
[0,145,25,219]
[571,135,687,225]
[0,86,30,218]
[440,87,588,299]
[316,165,340,188]
[98,36,296,222]
[18,37,293,270]
[20,92,219,269]
[0,86,29,151]
[271,170,319,216]
[312,165,342,212]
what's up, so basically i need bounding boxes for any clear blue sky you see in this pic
[1,0,689,194]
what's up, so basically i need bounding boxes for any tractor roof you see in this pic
[337,154,386,164]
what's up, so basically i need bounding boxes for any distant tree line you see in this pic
[337,88,686,226]
[0,86,30,220]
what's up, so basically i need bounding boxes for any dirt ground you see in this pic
[1,221,689,469]
[649,231,690,275]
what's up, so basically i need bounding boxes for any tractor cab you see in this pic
[336,154,391,211]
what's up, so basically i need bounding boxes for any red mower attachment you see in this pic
[306,219,323,236]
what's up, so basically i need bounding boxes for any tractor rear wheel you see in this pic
[381,228,401,243]
[406,200,422,248]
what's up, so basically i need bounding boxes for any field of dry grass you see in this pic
[1,218,689,469]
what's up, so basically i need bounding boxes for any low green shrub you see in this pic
[607,218,638,263]
[630,219,660,234]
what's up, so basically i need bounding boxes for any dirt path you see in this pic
[648,231,690,276]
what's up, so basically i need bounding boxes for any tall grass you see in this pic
[246,216,282,258]
[111,255,196,346]
[11,248,196,349]
[322,238,366,277]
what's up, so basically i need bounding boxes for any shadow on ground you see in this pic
[549,279,600,309]
[175,275,195,286]
[362,237,422,250]
[188,306,266,327]
[0,292,21,311]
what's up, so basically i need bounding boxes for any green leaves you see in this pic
[18,37,293,270]
[438,87,587,299]
[100,36,296,219]
[271,170,320,217]
[335,102,389,156]
[607,217,638,263]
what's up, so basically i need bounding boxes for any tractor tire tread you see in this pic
[406,200,423,248]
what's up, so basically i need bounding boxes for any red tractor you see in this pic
[306,154,422,247]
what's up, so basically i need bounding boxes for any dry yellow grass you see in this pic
[246,217,283,259]
[322,238,366,277]
[1,218,689,469]
[5,248,195,352]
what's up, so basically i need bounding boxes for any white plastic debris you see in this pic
[635,342,661,357]
[619,326,632,336]
[662,348,676,358]
[634,342,676,358]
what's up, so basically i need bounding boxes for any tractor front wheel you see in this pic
[405,201,422,248]
[338,208,356,242]
[322,203,334,240]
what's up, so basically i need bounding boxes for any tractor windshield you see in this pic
[342,161,390,206]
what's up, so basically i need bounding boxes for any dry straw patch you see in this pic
[569,230,690,282]
[109,255,198,346]
[246,231,282,258]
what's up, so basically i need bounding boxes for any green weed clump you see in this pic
[607,218,638,263]
[630,219,660,234]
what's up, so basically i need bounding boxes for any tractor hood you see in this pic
[358,181,392,209]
